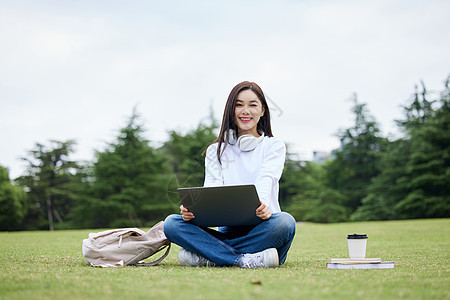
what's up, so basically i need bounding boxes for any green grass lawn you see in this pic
[0,219,449,300]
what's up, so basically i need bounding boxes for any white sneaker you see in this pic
[237,248,279,268]
[178,249,216,267]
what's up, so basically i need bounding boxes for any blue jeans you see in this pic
[163,212,296,266]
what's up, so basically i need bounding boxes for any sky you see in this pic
[0,0,449,179]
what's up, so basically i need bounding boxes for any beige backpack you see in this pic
[82,221,171,267]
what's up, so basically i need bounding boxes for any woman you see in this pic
[163,81,296,268]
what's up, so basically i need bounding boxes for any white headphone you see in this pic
[227,129,264,152]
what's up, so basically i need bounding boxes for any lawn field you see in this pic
[0,219,449,300]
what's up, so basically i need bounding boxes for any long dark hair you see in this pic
[213,81,273,164]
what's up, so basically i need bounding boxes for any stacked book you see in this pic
[326,258,395,269]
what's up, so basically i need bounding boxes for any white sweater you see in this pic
[203,136,286,213]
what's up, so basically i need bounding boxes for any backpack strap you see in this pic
[133,243,171,267]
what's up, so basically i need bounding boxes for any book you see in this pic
[330,258,381,264]
[326,261,395,269]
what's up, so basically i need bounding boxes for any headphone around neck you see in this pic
[227,129,264,151]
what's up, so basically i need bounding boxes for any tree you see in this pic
[74,110,176,228]
[325,94,388,215]
[279,150,306,210]
[283,160,348,223]
[15,140,80,230]
[398,81,436,130]
[395,78,450,218]
[162,115,218,193]
[0,166,27,230]
[350,139,410,221]
[354,77,450,220]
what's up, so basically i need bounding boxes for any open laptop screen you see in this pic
[177,184,262,227]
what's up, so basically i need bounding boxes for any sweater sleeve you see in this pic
[203,143,224,187]
[254,138,286,206]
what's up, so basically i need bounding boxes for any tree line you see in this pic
[1,77,449,230]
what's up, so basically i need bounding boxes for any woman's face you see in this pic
[234,89,265,137]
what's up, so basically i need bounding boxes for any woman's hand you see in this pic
[180,205,195,222]
[256,201,272,220]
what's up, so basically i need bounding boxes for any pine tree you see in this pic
[354,77,450,220]
[325,94,388,215]
[351,139,410,221]
[77,110,176,228]
[16,140,80,230]
[163,115,218,187]
[396,78,450,218]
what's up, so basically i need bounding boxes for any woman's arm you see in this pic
[254,138,286,210]
[203,144,224,187]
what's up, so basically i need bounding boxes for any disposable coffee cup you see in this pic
[347,234,368,259]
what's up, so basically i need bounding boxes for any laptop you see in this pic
[177,184,262,227]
